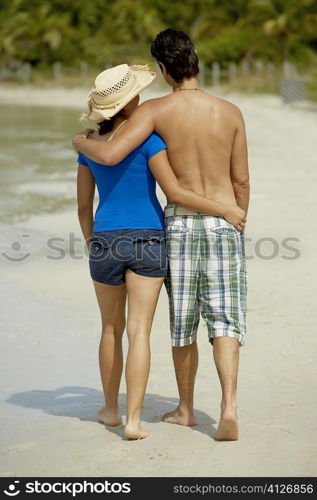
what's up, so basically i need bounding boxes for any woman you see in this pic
[77,64,243,439]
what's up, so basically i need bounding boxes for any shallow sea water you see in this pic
[0,104,82,223]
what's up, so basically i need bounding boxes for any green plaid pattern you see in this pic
[164,207,247,347]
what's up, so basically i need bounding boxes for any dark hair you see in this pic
[151,29,199,83]
[98,117,115,135]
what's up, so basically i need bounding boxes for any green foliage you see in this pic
[0,0,316,68]
[197,27,257,63]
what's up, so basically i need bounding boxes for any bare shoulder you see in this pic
[221,99,245,127]
[203,91,245,122]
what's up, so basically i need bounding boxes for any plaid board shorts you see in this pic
[164,209,247,347]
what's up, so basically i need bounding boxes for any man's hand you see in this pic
[223,204,247,231]
[72,129,95,152]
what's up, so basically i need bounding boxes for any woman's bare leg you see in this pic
[93,280,127,426]
[124,271,164,439]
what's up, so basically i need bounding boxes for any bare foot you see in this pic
[162,407,196,426]
[97,408,121,427]
[214,411,238,441]
[124,423,149,440]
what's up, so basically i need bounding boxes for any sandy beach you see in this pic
[0,85,317,477]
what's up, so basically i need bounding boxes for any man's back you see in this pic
[149,90,246,206]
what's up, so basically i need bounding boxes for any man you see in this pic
[73,29,249,441]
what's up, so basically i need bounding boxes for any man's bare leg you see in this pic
[213,337,239,441]
[162,342,198,426]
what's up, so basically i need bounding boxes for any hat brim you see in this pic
[88,67,156,123]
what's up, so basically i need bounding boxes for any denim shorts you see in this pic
[89,229,167,285]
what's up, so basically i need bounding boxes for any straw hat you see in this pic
[81,64,156,123]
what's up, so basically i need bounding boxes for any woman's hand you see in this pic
[223,204,247,231]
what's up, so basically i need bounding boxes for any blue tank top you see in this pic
[77,133,166,232]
